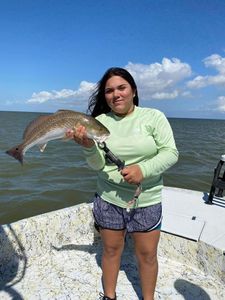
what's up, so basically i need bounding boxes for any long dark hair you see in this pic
[87,67,139,117]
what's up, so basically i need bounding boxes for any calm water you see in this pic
[1,111,225,224]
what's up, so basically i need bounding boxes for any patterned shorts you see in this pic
[92,193,162,233]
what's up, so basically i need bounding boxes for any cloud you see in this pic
[151,90,179,100]
[204,54,225,74]
[187,54,225,89]
[27,81,95,104]
[125,58,192,100]
[216,96,225,112]
[26,57,192,106]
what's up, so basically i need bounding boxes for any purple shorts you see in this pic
[92,193,162,233]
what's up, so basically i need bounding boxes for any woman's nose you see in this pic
[113,89,120,98]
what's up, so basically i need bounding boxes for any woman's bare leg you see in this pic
[100,229,126,298]
[132,230,160,300]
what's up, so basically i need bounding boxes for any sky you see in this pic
[1,0,225,119]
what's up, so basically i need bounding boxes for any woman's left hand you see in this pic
[120,165,143,184]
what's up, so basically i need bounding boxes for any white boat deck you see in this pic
[162,186,225,249]
[0,187,225,299]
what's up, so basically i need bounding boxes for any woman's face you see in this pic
[104,76,135,116]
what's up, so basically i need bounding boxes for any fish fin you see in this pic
[62,128,75,141]
[62,137,70,142]
[6,144,24,165]
[55,109,73,114]
[62,134,72,141]
[39,144,47,152]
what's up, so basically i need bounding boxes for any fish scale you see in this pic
[6,110,110,164]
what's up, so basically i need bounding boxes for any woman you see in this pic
[71,67,178,300]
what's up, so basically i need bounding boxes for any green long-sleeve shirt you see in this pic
[83,106,178,208]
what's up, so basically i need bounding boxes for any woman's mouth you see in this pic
[113,99,123,105]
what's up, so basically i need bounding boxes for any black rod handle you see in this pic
[98,142,125,171]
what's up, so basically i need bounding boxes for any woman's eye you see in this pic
[105,89,112,94]
[119,86,126,91]
[105,85,127,94]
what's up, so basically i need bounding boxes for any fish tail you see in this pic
[6,144,24,164]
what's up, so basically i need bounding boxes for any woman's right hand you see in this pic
[66,125,95,148]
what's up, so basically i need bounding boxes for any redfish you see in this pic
[6,110,110,164]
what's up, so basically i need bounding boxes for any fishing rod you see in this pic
[98,141,142,212]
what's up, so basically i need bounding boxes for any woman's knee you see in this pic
[101,229,125,258]
[103,244,124,258]
[133,230,160,266]
[136,250,158,266]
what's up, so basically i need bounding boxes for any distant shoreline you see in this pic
[1,110,225,121]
